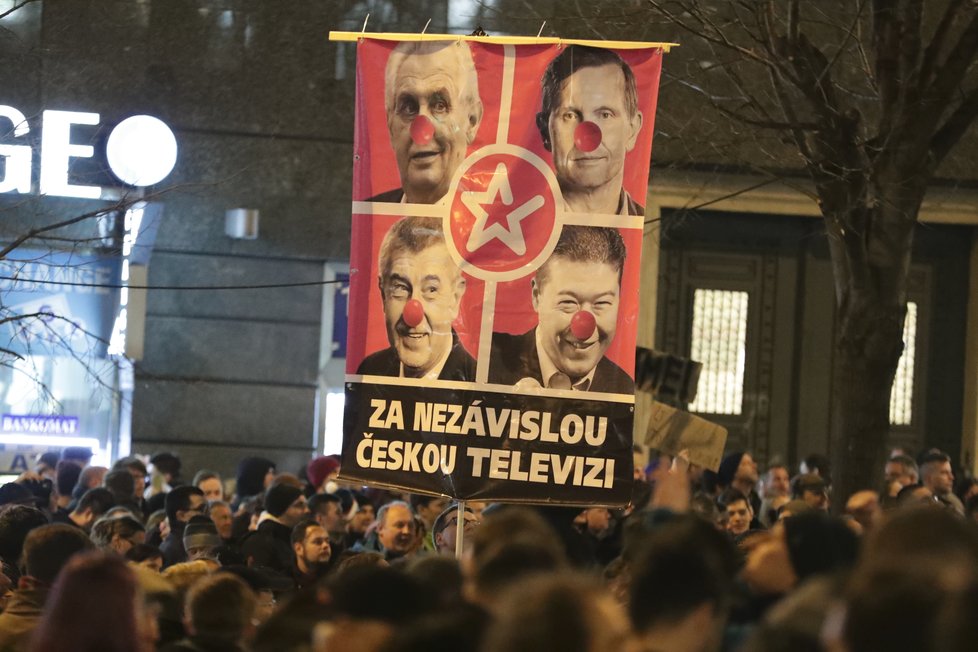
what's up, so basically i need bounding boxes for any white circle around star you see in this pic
[444,144,564,283]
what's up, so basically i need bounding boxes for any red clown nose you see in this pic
[573,121,602,152]
[402,299,425,328]
[410,115,435,145]
[570,310,597,340]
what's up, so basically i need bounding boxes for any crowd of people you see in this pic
[0,444,974,651]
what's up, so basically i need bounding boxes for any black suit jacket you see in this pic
[357,332,476,382]
[366,188,405,203]
[487,329,633,394]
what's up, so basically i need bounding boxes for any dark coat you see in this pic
[487,329,633,394]
[160,521,188,569]
[366,188,405,203]
[240,519,293,576]
[357,332,476,382]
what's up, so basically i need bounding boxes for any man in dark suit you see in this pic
[357,216,475,381]
[536,45,645,216]
[488,225,632,394]
[368,40,483,204]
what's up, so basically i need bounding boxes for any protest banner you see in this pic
[331,32,671,506]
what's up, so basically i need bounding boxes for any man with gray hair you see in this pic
[357,216,475,381]
[369,40,484,204]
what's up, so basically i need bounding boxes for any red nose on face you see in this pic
[574,121,602,152]
[402,299,425,328]
[410,115,435,145]
[570,310,597,340]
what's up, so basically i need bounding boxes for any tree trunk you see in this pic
[829,293,906,509]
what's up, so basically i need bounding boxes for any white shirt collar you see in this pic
[535,327,596,391]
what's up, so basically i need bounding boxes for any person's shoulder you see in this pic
[366,188,405,203]
[356,348,399,376]
[488,330,537,384]
[592,356,634,394]
[440,340,477,382]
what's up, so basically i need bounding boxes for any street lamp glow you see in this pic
[106,115,178,186]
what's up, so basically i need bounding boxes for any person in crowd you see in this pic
[791,473,830,512]
[291,519,332,590]
[30,552,153,652]
[305,455,341,494]
[536,45,645,215]
[182,516,222,562]
[192,470,224,502]
[482,573,631,652]
[845,490,882,532]
[234,457,277,509]
[371,40,483,204]
[160,486,206,569]
[920,450,964,514]
[0,524,93,649]
[488,226,632,393]
[52,462,81,515]
[50,487,114,532]
[717,488,755,537]
[161,573,257,652]
[208,500,234,542]
[32,453,59,483]
[798,453,831,485]
[357,216,475,381]
[307,493,346,551]
[466,507,568,604]
[125,543,164,573]
[761,463,790,499]
[0,505,49,580]
[241,483,308,575]
[70,466,107,503]
[628,514,739,652]
[103,470,140,514]
[353,500,418,562]
[884,453,919,500]
[59,446,92,468]
[717,452,762,517]
[90,514,146,555]
[432,502,479,556]
[410,494,450,552]
[345,495,376,549]
[112,456,150,515]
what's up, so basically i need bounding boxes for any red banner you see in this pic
[341,36,664,506]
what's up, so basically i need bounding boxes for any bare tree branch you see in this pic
[931,85,978,164]
[918,0,968,89]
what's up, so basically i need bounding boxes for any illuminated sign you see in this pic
[1,414,79,435]
[0,105,178,199]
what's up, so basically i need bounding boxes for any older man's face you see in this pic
[377,505,416,554]
[532,257,619,382]
[381,242,463,377]
[547,64,641,198]
[388,47,480,203]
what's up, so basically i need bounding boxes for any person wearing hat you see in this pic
[717,451,762,527]
[306,455,341,494]
[792,473,830,512]
[234,457,276,509]
[240,483,308,576]
[182,515,223,562]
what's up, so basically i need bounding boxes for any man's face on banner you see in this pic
[532,257,620,381]
[380,242,464,377]
[548,64,642,198]
[387,47,481,203]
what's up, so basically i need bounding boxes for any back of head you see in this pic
[31,552,145,652]
[0,504,49,564]
[863,506,978,575]
[629,514,739,632]
[60,446,92,465]
[326,565,432,625]
[76,487,116,519]
[469,507,567,600]
[236,457,275,499]
[103,469,135,498]
[23,523,95,584]
[150,451,181,478]
[165,485,203,523]
[186,572,256,643]
[90,514,145,549]
[781,511,859,581]
[56,461,82,497]
[482,573,617,652]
